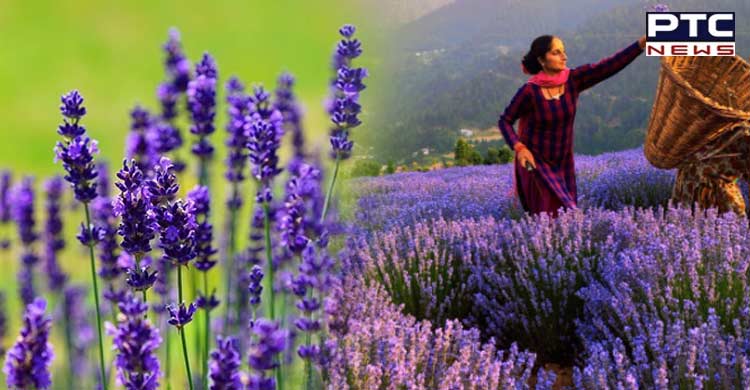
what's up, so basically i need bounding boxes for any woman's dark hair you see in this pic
[522,35,555,75]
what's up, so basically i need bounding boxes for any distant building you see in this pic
[460,128,473,138]
[421,148,430,155]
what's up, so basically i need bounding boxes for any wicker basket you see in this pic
[644,55,750,169]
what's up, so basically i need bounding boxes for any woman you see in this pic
[498,35,647,217]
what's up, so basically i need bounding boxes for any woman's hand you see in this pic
[514,143,537,170]
[638,35,647,50]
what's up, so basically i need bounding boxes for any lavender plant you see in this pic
[324,278,539,389]
[108,292,162,390]
[3,298,54,390]
[188,53,218,187]
[54,89,108,389]
[11,177,39,307]
[322,24,368,223]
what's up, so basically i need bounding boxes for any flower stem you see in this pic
[223,195,238,334]
[136,253,148,319]
[262,202,275,320]
[165,321,172,390]
[62,300,74,390]
[203,272,210,390]
[180,327,194,390]
[178,265,194,390]
[321,154,342,224]
[84,202,108,390]
[262,200,282,390]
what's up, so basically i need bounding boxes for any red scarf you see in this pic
[527,68,570,87]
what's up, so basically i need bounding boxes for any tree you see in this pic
[349,159,382,178]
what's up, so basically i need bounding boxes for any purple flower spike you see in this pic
[43,176,68,292]
[12,177,39,306]
[163,28,191,93]
[154,199,196,266]
[246,110,284,199]
[55,90,99,203]
[248,265,263,307]
[209,335,242,390]
[188,54,218,160]
[108,293,161,390]
[167,302,197,329]
[328,25,367,161]
[3,298,54,390]
[76,222,105,246]
[196,290,220,312]
[225,76,250,195]
[126,266,158,292]
[188,185,216,272]
[114,160,157,257]
[145,157,179,205]
[247,319,287,385]
[60,90,87,119]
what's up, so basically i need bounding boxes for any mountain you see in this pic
[396,0,636,52]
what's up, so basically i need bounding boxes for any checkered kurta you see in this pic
[498,41,644,214]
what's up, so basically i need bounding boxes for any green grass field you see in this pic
[0,0,383,388]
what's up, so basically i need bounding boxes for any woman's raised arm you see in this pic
[571,36,645,92]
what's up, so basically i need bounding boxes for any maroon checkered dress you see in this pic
[498,41,644,216]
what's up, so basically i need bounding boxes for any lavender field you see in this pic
[336,149,750,388]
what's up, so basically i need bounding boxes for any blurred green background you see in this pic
[0,0,384,174]
[0,0,383,388]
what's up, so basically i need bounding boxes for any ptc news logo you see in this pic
[647,12,735,56]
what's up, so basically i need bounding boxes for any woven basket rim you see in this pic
[660,56,750,120]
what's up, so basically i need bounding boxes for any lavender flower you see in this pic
[96,161,111,198]
[154,199,196,266]
[91,196,122,283]
[152,256,173,314]
[248,265,263,308]
[324,280,537,389]
[163,28,191,93]
[108,293,162,390]
[224,76,250,197]
[126,105,156,172]
[327,24,367,161]
[76,222,105,246]
[280,171,315,254]
[209,336,242,390]
[55,90,99,203]
[145,157,179,206]
[0,170,11,250]
[275,73,306,170]
[247,319,287,387]
[167,302,197,329]
[114,160,156,257]
[246,109,284,199]
[158,82,180,122]
[196,290,220,312]
[126,265,158,292]
[187,185,216,271]
[43,176,68,292]
[3,298,54,390]
[188,53,218,161]
[12,177,38,305]
[63,286,95,378]
[149,122,183,157]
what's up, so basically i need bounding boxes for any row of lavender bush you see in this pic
[350,148,677,234]
[339,192,750,388]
